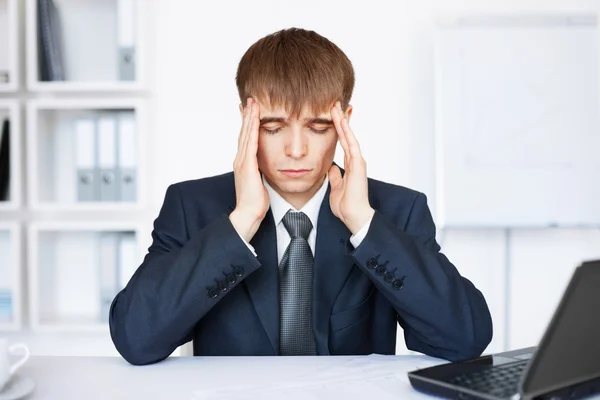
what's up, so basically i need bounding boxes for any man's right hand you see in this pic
[229,98,270,243]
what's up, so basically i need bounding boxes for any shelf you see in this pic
[26,98,145,210]
[0,0,150,355]
[0,0,18,92]
[0,100,21,211]
[28,222,142,332]
[26,0,144,91]
[0,222,21,331]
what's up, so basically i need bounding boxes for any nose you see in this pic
[285,129,307,159]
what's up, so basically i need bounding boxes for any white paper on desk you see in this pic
[190,355,443,400]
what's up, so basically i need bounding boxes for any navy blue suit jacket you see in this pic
[109,169,493,365]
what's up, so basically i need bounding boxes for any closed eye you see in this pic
[263,127,282,135]
[310,127,330,134]
[262,127,331,135]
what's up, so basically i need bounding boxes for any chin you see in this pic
[276,180,315,194]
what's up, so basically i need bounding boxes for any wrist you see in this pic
[229,208,264,242]
[346,207,375,235]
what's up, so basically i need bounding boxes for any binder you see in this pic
[97,116,118,202]
[37,0,65,81]
[117,232,137,289]
[98,232,119,323]
[117,0,136,81]
[0,1,9,82]
[74,118,97,202]
[117,112,137,202]
[0,119,9,201]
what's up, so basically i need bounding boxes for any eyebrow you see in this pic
[259,117,334,125]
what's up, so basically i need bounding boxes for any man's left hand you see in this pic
[329,101,375,235]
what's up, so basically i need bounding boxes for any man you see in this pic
[109,28,492,366]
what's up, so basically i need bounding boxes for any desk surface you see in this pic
[17,354,446,400]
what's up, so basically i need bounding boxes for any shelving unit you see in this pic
[28,222,142,332]
[25,0,144,92]
[0,99,21,210]
[0,0,155,356]
[26,98,145,211]
[0,0,18,92]
[0,222,21,331]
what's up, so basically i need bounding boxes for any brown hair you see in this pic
[235,28,355,117]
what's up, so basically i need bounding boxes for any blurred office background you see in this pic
[0,0,599,358]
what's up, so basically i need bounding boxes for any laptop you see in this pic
[408,259,600,400]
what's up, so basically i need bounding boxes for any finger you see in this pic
[237,98,252,155]
[239,100,255,165]
[332,103,350,156]
[331,104,351,171]
[244,103,260,160]
[246,103,260,158]
[337,103,362,163]
[344,151,350,173]
[341,114,361,158]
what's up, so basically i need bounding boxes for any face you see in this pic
[240,100,352,209]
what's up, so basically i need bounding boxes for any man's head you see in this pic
[236,28,354,209]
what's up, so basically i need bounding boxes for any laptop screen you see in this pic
[521,261,600,395]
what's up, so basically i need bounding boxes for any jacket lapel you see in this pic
[312,182,355,355]
[243,209,280,355]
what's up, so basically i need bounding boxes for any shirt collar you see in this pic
[263,174,329,230]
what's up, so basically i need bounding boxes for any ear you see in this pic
[344,104,353,122]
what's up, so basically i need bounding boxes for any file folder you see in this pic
[98,232,119,323]
[0,1,9,82]
[117,0,136,81]
[97,116,118,202]
[74,118,97,202]
[117,112,137,202]
[37,0,65,81]
[0,119,9,202]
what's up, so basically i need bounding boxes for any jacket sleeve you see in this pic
[350,193,493,362]
[109,184,261,365]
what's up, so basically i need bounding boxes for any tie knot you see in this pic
[282,210,312,240]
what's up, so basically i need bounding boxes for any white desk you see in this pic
[18,354,446,400]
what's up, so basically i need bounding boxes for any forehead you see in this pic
[257,101,331,119]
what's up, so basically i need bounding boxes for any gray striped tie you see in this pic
[279,210,317,355]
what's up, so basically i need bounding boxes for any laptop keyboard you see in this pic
[448,360,528,398]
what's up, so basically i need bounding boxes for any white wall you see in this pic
[146,0,600,355]
[148,0,600,202]
[6,0,598,357]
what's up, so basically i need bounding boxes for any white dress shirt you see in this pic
[239,174,372,261]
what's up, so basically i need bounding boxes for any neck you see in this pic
[270,175,326,210]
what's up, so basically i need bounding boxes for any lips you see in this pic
[280,169,311,178]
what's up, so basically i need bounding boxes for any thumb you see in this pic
[328,164,343,189]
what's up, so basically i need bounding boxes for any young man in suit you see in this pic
[109,28,493,366]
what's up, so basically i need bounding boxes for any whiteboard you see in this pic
[434,15,600,228]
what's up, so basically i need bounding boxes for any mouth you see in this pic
[279,169,311,178]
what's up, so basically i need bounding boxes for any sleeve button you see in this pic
[375,265,386,276]
[392,279,404,290]
[226,273,237,285]
[208,288,219,298]
[367,258,378,269]
[384,273,395,283]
